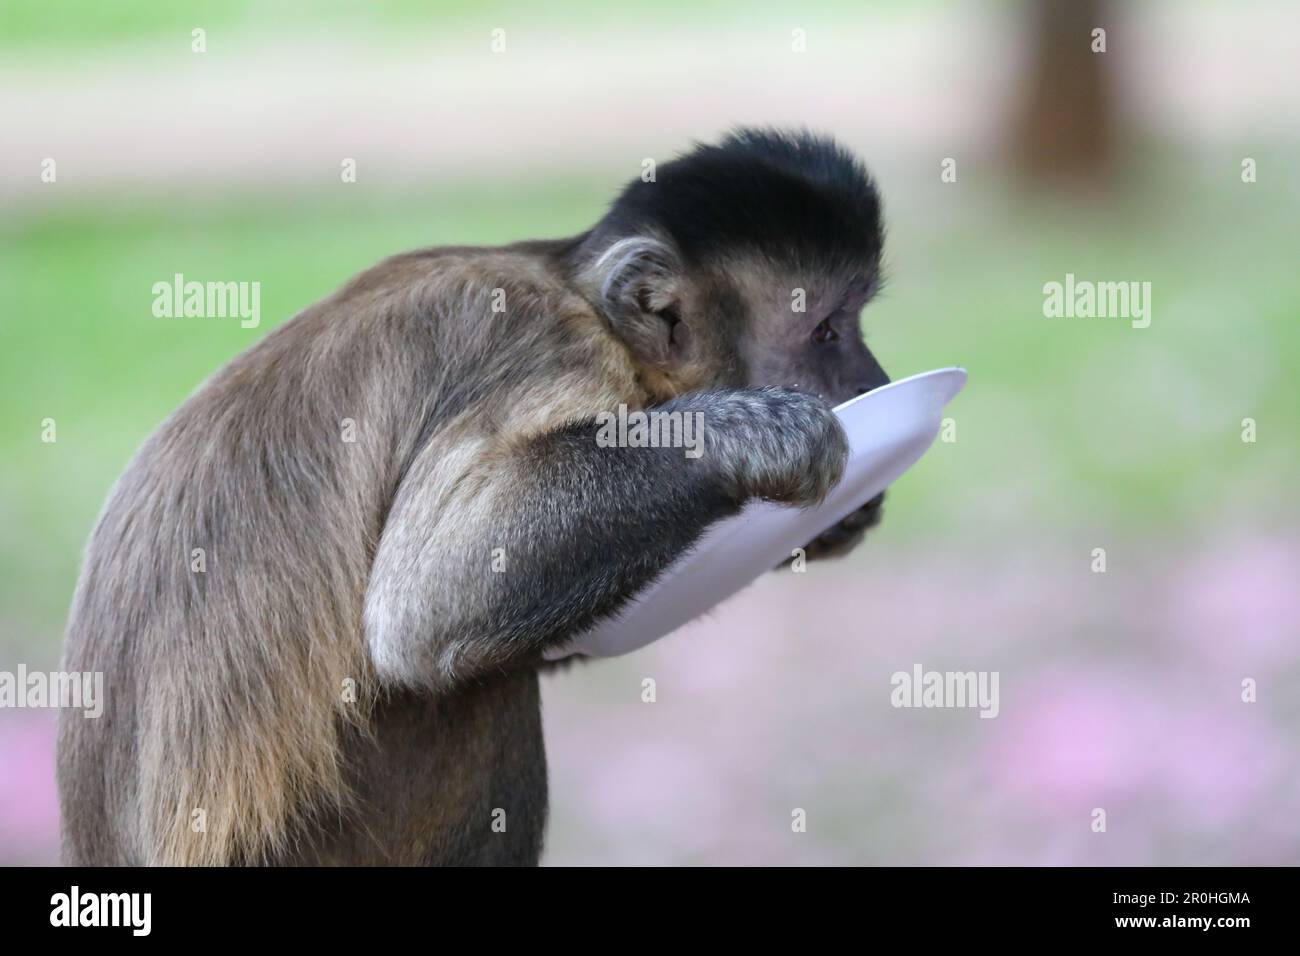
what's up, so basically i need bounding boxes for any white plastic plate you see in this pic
[546,366,968,659]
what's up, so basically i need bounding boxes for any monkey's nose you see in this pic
[853,370,891,396]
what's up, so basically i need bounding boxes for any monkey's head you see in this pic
[576,127,888,406]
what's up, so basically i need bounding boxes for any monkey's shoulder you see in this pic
[333,243,591,331]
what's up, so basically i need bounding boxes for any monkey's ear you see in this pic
[586,236,686,368]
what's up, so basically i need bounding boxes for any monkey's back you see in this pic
[57,244,618,865]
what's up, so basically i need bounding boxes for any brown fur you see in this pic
[59,244,644,865]
[59,132,890,866]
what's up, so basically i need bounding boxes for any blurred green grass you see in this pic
[3,155,1298,662]
[0,0,538,47]
[0,0,920,49]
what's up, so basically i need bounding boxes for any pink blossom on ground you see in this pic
[0,712,60,864]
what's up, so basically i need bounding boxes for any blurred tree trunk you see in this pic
[1013,0,1115,185]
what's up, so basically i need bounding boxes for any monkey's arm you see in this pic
[364,388,846,689]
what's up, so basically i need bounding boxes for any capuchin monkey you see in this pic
[58,128,890,866]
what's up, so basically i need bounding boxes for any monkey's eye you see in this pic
[812,318,839,344]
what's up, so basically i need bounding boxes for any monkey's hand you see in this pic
[701,387,849,508]
[365,386,848,689]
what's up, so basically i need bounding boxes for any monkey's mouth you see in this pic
[836,491,885,534]
[785,491,884,565]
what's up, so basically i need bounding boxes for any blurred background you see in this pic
[1,0,1297,865]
